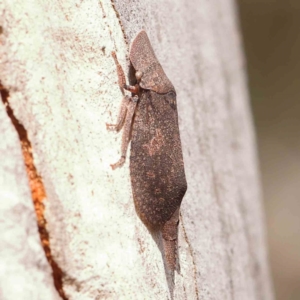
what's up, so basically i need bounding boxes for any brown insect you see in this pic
[107,31,187,271]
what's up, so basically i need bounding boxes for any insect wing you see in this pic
[130,90,187,229]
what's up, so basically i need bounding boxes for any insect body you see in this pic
[107,31,187,271]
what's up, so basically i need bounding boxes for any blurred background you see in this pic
[238,0,300,299]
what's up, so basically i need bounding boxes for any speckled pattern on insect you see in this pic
[107,30,187,271]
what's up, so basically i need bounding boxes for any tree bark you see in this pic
[0,0,273,299]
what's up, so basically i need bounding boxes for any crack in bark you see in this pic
[180,213,200,300]
[0,82,68,300]
[109,0,128,45]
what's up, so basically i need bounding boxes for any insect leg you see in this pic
[110,95,138,170]
[111,51,139,94]
[111,51,127,89]
[106,95,130,132]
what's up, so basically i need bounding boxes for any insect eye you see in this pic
[135,71,143,81]
[168,91,176,98]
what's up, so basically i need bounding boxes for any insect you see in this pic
[107,31,187,271]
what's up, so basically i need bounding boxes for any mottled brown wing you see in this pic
[130,90,187,230]
[130,30,174,94]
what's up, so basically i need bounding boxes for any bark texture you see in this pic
[0,0,273,299]
[0,96,60,299]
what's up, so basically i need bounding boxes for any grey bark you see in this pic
[0,0,273,299]
[0,93,60,299]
